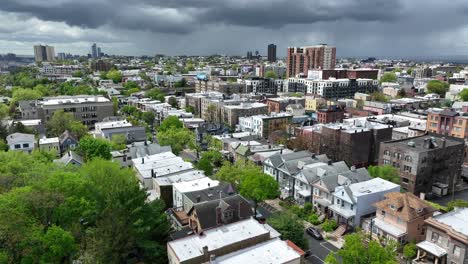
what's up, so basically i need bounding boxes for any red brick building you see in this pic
[287,44,336,78]
[317,106,345,124]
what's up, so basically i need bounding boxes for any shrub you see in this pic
[322,219,338,232]
[308,213,322,225]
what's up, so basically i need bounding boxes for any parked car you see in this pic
[254,212,266,223]
[306,227,323,240]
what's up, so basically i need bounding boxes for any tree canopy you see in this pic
[158,116,183,133]
[267,211,308,250]
[380,72,397,83]
[0,152,170,263]
[264,70,278,79]
[46,110,88,138]
[368,165,400,184]
[77,136,112,161]
[146,88,166,102]
[106,69,122,83]
[459,88,468,101]
[326,232,398,264]
[426,80,449,96]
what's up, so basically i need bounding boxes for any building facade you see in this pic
[287,44,336,77]
[267,44,277,63]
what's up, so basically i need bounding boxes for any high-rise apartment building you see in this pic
[34,45,55,62]
[287,44,336,77]
[267,44,276,62]
[91,43,98,58]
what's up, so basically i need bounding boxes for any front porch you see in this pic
[412,241,447,264]
[329,204,355,227]
[362,217,407,244]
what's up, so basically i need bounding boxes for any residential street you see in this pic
[428,187,468,206]
[304,231,339,264]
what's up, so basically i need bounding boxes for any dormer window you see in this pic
[341,191,344,196]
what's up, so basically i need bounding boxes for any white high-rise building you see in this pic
[33,45,55,62]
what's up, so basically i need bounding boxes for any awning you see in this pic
[314,198,332,207]
[329,204,355,218]
[297,189,311,197]
[374,218,407,238]
[417,241,447,258]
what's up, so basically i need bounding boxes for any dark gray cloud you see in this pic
[0,0,467,57]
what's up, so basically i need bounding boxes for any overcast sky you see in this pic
[1,0,468,58]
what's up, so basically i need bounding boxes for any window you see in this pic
[405,156,412,162]
[431,232,439,242]
[350,204,354,210]
[381,210,386,216]
[404,165,412,173]
[402,178,409,183]
[22,143,29,148]
[383,159,390,165]
[14,144,21,149]
[384,150,390,156]
[453,245,461,257]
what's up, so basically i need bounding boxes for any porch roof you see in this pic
[416,241,447,258]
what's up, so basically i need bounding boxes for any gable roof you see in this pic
[59,130,78,144]
[54,151,84,166]
[374,192,436,222]
[6,133,35,144]
[188,194,253,230]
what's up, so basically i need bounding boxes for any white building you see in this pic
[329,177,400,227]
[167,218,302,264]
[172,177,220,209]
[39,137,60,154]
[6,133,35,153]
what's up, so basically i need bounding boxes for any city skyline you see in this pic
[0,0,467,57]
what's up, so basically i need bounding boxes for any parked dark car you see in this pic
[254,212,266,223]
[306,227,323,240]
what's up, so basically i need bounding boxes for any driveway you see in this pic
[304,230,339,264]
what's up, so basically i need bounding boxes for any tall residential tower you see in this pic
[286,44,336,78]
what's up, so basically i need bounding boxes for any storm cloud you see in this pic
[0,0,467,57]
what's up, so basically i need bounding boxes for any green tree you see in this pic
[41,226,77,263]
[156,128,194,155]
[196,157,213,176]
[368,165,400,184]
[326,232,398,264]
[403,242,417,263]
[46,110,88,138]
[72,71,84,78]
[100,71,108,80]
[371,91,389,102]
[380,72,397,83]
[12,88,42,103]
[206,103,217,123]
[459,88,468,101]
[168,96,178,108]
[267,211,308,250]
[215,159,262,187]
[111,134,127,150]
[0,139,8,151]
[185,105,195,114]
[446,199,468,211]
[239,172,279,215]
[264,70,278,79]
[141,111,155,127]
[146,88,166,102]
[77,136,112,161]
[107,69,122,83]
[426,80,449,96]
[158,116,183,133]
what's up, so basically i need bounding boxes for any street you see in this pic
[428,187,468,206]
[305,231,339,264]
[256,201,339,264]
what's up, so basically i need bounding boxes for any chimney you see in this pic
[68,151,70,157]
[144,141,147,146]
[312,154,316,159]
[208,182,211,189]
[151,169,155,178]
[350,165,356,172]
[419,192,425,201]
[210,254,216,263]
[328,160,332,166]
[196,195,201,203]
[141,157,144,164]
[202,246,209,256]
[280,149,283,154]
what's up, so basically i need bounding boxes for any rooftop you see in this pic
[168,218,276,262]
[173,177,220,194]
[213,238,302,264]
[41,95,110,106]
[39,137,59,144]
[431,207,468,237]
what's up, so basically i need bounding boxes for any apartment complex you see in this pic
[317,106,345,124]
[379,135,464,196]
[34,45,55,62]
[307,69,378,80]
[238,113,293,139]
[287,78,378,98]
[40,65,84,78]
[266,97,305,113]
[426,108,468,139]
[90,59,113,72]
[35,95,114,128]
[195,81,244,94]
[287,44,336,77]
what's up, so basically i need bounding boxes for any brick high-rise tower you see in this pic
[287,44,336,78]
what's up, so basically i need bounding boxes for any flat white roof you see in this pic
[168,218,273,262]
[154,170,206,186]
[348,178,400,197]
[417,241,447,257]
[214,238,301,264]
[432,208,468,237]
[39,137,59,144]
[42,95,110,106]
[19,119,42,126]
[95,120,132,131]
[173,177,219,193]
